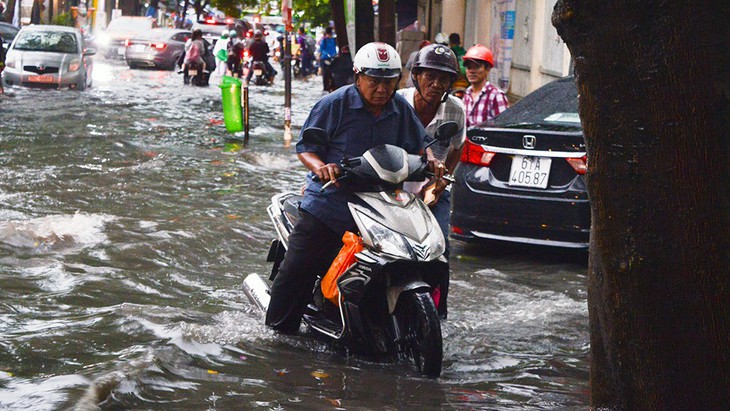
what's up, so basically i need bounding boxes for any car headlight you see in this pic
[358,213,412,260]
[68,59,81,72]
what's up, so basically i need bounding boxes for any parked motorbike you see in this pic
[244,122,458,378]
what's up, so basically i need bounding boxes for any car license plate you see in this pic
[508,155,552,189]
[188,69,197,76]
[27,75,55,83]
[254,69,263,76]
[131,44,146,53]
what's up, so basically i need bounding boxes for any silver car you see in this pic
[2,25,95,90]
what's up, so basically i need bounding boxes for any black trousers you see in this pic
[265,211,343,334]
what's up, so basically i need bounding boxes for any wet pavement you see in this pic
[0,60,590,409]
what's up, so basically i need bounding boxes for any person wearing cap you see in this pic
[245,29,277,85]
[212,30,230,77]
[226,29,245,77]
[462,44,509,127]
[397,43,466,319]
[265,42,443,334]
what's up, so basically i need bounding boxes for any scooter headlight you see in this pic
[358,213,412,260]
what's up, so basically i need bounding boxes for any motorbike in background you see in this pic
[178,39,215,86]
[249,59,272,86]
[244,122,459,378]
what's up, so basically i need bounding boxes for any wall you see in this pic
[441,0,572,98]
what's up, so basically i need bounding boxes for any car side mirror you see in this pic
[300,127,329,146]
[83,48,97,56]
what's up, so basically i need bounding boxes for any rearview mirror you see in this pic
[83,48,97,56]
[435,121,459,142]
[300,127,329,146]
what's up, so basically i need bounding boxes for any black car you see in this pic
[450,76,590,248]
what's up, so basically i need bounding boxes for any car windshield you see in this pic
[492,76,581,130]
[13,30,78,53]
[134,30,171,41]
[107,18,151,31]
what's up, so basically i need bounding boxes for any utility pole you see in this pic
[282,0,293,147]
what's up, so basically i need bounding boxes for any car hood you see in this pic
[10,50,77,67]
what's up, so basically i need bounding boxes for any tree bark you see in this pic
[330,0,348,49]
[378,0,395,46]
[354,0,374,50]
[553,1,730,409]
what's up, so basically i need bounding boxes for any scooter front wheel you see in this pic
[395,290,443,378]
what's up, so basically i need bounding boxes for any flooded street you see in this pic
[0,61,590,409]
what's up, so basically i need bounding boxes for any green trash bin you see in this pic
[220,75,243,133]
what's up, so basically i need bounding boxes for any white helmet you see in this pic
[353,42,402,78]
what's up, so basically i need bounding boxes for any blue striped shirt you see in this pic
[297,85,430,234]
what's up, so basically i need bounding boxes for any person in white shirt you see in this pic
[397,44,466,319]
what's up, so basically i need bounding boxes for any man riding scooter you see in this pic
[245,30,277,85]
[264,42,444,335]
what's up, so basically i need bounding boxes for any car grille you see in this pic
[23,65,59,74]
[21,82,59,89]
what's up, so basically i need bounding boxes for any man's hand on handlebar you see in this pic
[425,148,445,180]
[314,163,341,183]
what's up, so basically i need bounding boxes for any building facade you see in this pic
[411,0,572,99]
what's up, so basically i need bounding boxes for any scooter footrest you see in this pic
[303,313,343,336]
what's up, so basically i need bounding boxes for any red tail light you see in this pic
[243,50,250,58]
[566,156,587,175]
[451,226,464,235]
[150,43,167,50]
[124,39,131,47]
[206,18,216,23]
[461,139,496,167]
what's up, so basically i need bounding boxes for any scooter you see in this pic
[244,122,458,378]
[249,60,272,86]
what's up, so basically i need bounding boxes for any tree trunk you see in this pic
[553,1,730,409]
[378,0,395,46]
[330,0,348,50]
[354,0,374,50]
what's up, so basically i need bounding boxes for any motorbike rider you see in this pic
[245,29,277,85]
[184,29,206,76]
[397,44,466,319]
[265,42,444,334]
[226,30,245,78]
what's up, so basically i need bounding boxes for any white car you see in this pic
[95,16,158,58]
[2,25,95,90]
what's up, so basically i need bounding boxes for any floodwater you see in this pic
[0,60,590,410]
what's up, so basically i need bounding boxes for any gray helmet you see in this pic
[411,44,459,81]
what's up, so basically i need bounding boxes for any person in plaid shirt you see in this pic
[462,44,509,127]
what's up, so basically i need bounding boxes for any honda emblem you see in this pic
[522,135,536,149]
